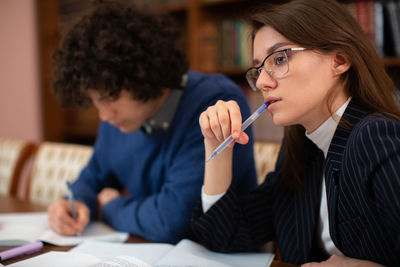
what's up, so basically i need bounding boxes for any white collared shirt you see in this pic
[306,98,351,255]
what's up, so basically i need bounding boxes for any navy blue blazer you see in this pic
[191,100,400,266]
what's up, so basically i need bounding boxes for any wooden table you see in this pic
[0,195,297,267]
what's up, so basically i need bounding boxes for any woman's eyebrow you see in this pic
[266,42,292,54]
[253,42,293,65]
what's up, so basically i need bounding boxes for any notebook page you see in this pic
[71,240,173,264]
[0,212,128,246]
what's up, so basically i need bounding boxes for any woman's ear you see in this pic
[332,52,351,76]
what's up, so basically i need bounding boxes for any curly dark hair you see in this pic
[53,0,188,107]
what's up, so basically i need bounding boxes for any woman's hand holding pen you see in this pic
[199,100,249,150]
[47,198,90,236]
[199,100,249,195]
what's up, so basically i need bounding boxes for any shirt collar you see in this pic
[306,98,351,157]
[141,73,188,134]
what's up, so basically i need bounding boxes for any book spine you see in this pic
[356,0,369,36]
[238,21,253,69]
[198,20,218,72]
[386,1,400,56]
[221,19,234,68]
[367,1,376,47]
[375,1,384,57]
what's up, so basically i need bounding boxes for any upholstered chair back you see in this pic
[0,138,35,196]
[28,142,93,205]
[253,141,281,184]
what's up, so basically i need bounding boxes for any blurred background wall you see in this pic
[0,0,42,141]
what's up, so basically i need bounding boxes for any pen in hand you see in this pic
[66,181,81,236]
[206,102,269,162]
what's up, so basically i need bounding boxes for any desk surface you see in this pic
[0,195,297,267]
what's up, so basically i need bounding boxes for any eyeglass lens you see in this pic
[246,50,289,91]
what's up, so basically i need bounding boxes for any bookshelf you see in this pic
[37,0,400,144]
[162,0,400,72]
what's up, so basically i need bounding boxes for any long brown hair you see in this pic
[248,0,400,188]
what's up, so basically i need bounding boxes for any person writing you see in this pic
[191,0,400,266]
[47,0,257,243]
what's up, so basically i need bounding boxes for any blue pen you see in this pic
[206,102,269,163]
[66,181,81,236]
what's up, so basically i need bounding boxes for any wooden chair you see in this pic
[0,138,36,196]
[20,142,93,206]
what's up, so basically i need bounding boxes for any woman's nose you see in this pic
[256,68,277,92]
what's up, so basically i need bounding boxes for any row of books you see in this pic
[198,19,253,73]
[346,0,400,57]
[197,0,400,73]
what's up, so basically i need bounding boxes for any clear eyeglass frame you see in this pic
[245,47,306,91]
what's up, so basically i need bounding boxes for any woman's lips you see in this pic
[265,96,281,108]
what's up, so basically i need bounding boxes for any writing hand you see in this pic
[47,198,90,236]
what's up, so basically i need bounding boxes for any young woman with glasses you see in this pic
[191,0,400,266]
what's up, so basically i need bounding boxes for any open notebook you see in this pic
[0,212,128,246]
[9,239,274,267]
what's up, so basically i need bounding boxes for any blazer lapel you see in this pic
[294,143,324,263]
[325,100,369,248]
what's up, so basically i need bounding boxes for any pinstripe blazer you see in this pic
[191,101,400,266]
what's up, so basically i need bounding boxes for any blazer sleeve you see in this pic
[348,117,400,265]
[353,117,400,230]
[191,165,281,252]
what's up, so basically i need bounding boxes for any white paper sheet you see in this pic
[0,212,128,246]
[8,252,99,267]
[7,239,274,267]
[155,239,274,267]
[71,240,173,264]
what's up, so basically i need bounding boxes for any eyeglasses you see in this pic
[245,48,306,91]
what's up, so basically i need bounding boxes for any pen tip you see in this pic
[206,155,214,163]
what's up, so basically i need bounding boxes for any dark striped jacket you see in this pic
[191,101,400,266]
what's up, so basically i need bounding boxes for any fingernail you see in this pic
[233,130,239,138]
